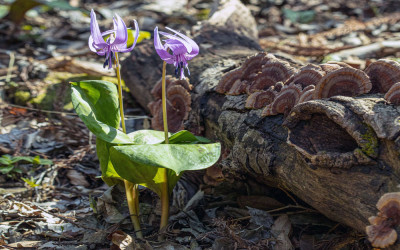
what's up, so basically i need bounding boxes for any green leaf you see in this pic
[0,156,11,166]
[32,155,40,164]
[167,130,211,144]
[110,143,221,195]
[0,165,15,174]
[71,80,131,144]
[38,158,53,165]
[128,130,169,144]
[21,176,39,188]
[96,138,123,186]
[10,156,34,164]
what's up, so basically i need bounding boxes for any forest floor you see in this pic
[1,0,400,249]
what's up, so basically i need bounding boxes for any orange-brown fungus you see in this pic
[314,67,371,99]
[365,59,400,93]
[284,64,324,89]
[149,78,192,132]
[366,192,400,248]
[245,89,276,109]
[298,85,315,104]
[385,82,400,105]
[151,76,192,99]
[240,52,275,81]
[247,60,296,94]
[215,68,243,94]
[262,83,302,116]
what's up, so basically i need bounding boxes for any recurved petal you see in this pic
[89,10,107,49]
[154,26,174,64]
[111,13,128,46]
[117,19,140,53]
[159,31,193,53]
[165,27,199,60]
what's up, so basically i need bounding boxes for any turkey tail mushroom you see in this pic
[215,68,243,94]
[365,59,400,93]
[151,76,193,99]
[366,192,400,249]
[283,99,378,168]
[385,82,400,105]
[284,64,325,89]
[246,60,296,94]
[240,52,276,81]
[314,67,371,99]
[261,83,302,116]
[298,85,315,104]
[245,89,277,109]
[149,81,192,132]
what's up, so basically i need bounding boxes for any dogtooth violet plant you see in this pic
[70,10,221,238]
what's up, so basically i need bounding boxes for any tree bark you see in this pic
[121,0,400,234]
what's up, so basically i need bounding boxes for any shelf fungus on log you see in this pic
[240,52,275,81]
[385,82,400,105]
[151,76,193,99]
[148,78,192,132]
[366,192,400,248]
[298,85,315,104]
[313,67,372,99]
[284,64,325,88]
[261,83,302,116]
[246,60,296,94]
[365,59,400,93]
[215,68,243,94]
[283,99,378,168]
[320,63,343,73]
[245,88,276,109]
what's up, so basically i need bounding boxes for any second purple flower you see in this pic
[154,27,199,80]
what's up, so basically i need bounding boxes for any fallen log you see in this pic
[121,0,400,238]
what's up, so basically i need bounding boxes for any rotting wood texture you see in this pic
[121,0,400,234]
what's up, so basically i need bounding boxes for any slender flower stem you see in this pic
[115,52,126,134]
[160,61,169,232]
[115,52,142,239]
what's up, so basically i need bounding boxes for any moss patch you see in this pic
[360,125,379,158]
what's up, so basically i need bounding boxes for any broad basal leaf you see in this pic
[71,80,131,144]
[109,143,221,196]
[128,130,169,144]
[166,130,211,144]
[96,138,123,186]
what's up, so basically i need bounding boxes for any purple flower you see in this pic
[154,26,199,80]
[89,9,139,69]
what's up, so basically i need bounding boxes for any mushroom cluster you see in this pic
[366,192,400,248]
[148,76,192,132]
[215,54,400,116]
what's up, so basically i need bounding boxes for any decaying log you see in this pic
[121,0,400,236]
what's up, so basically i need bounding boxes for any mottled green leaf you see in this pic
[110,143,221,196]
[71,80,131,144]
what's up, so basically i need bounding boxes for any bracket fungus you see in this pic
[149,78,192,132]
[151,76,193,99]
[298,85,315,104]
[247,60,296,94]
[245,88,277,109]
[385,82,400,105]
[215,68,243,94]
[240,52,275,81]
[283,100,378,168]
[261,83,302,117]
[284,64,325,88]
[319,63,343,73]
[313,67,371,99]
[366,192,400,248]
[365,59,400,93]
